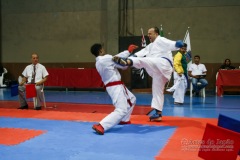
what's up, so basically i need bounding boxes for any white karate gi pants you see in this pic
[100,84,136,131]
[129,57,173,111]
[173,72,187,103]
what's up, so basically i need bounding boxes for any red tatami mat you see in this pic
[0,127,45,145]
[0,108,219,160]
[0,100,151,115]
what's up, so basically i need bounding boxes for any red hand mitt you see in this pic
[128,44,138,53]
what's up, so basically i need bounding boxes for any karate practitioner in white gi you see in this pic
[113,27,184,122]
[90,43,137,135]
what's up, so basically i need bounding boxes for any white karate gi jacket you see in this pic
[129,36,179,111]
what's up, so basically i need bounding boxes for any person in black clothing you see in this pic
[220,59,235,70]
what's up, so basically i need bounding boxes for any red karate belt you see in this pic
[105,81,132,107]
[25,84,37,98]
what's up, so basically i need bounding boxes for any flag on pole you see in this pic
[183,29,192,68]
[139,28,146,79]
[141,28,146,47]
[160,25,164,37]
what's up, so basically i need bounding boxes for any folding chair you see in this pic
[33,85,46,108]
[190,81,205,97]
[0,68,8,87]
[215,71,219,93]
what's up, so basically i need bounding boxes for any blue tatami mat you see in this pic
[0,117,176,160]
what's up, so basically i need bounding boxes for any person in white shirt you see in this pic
[90,43,137,135]
[113,27,184,122]
[18,53,49,110]
[188,55,208,96]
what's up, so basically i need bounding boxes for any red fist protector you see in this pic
[128,44,138,53]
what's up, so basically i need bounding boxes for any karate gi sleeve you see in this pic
[115,50,130,58]
[134,44,151,57]
[157,37,179,51]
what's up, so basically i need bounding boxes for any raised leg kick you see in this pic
[112,56,133,66]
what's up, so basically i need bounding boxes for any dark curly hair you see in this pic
[90,43,102,57]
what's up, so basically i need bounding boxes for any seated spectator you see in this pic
[219,59,236,70]
[18,53,49,110]
[188,55,208,96]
